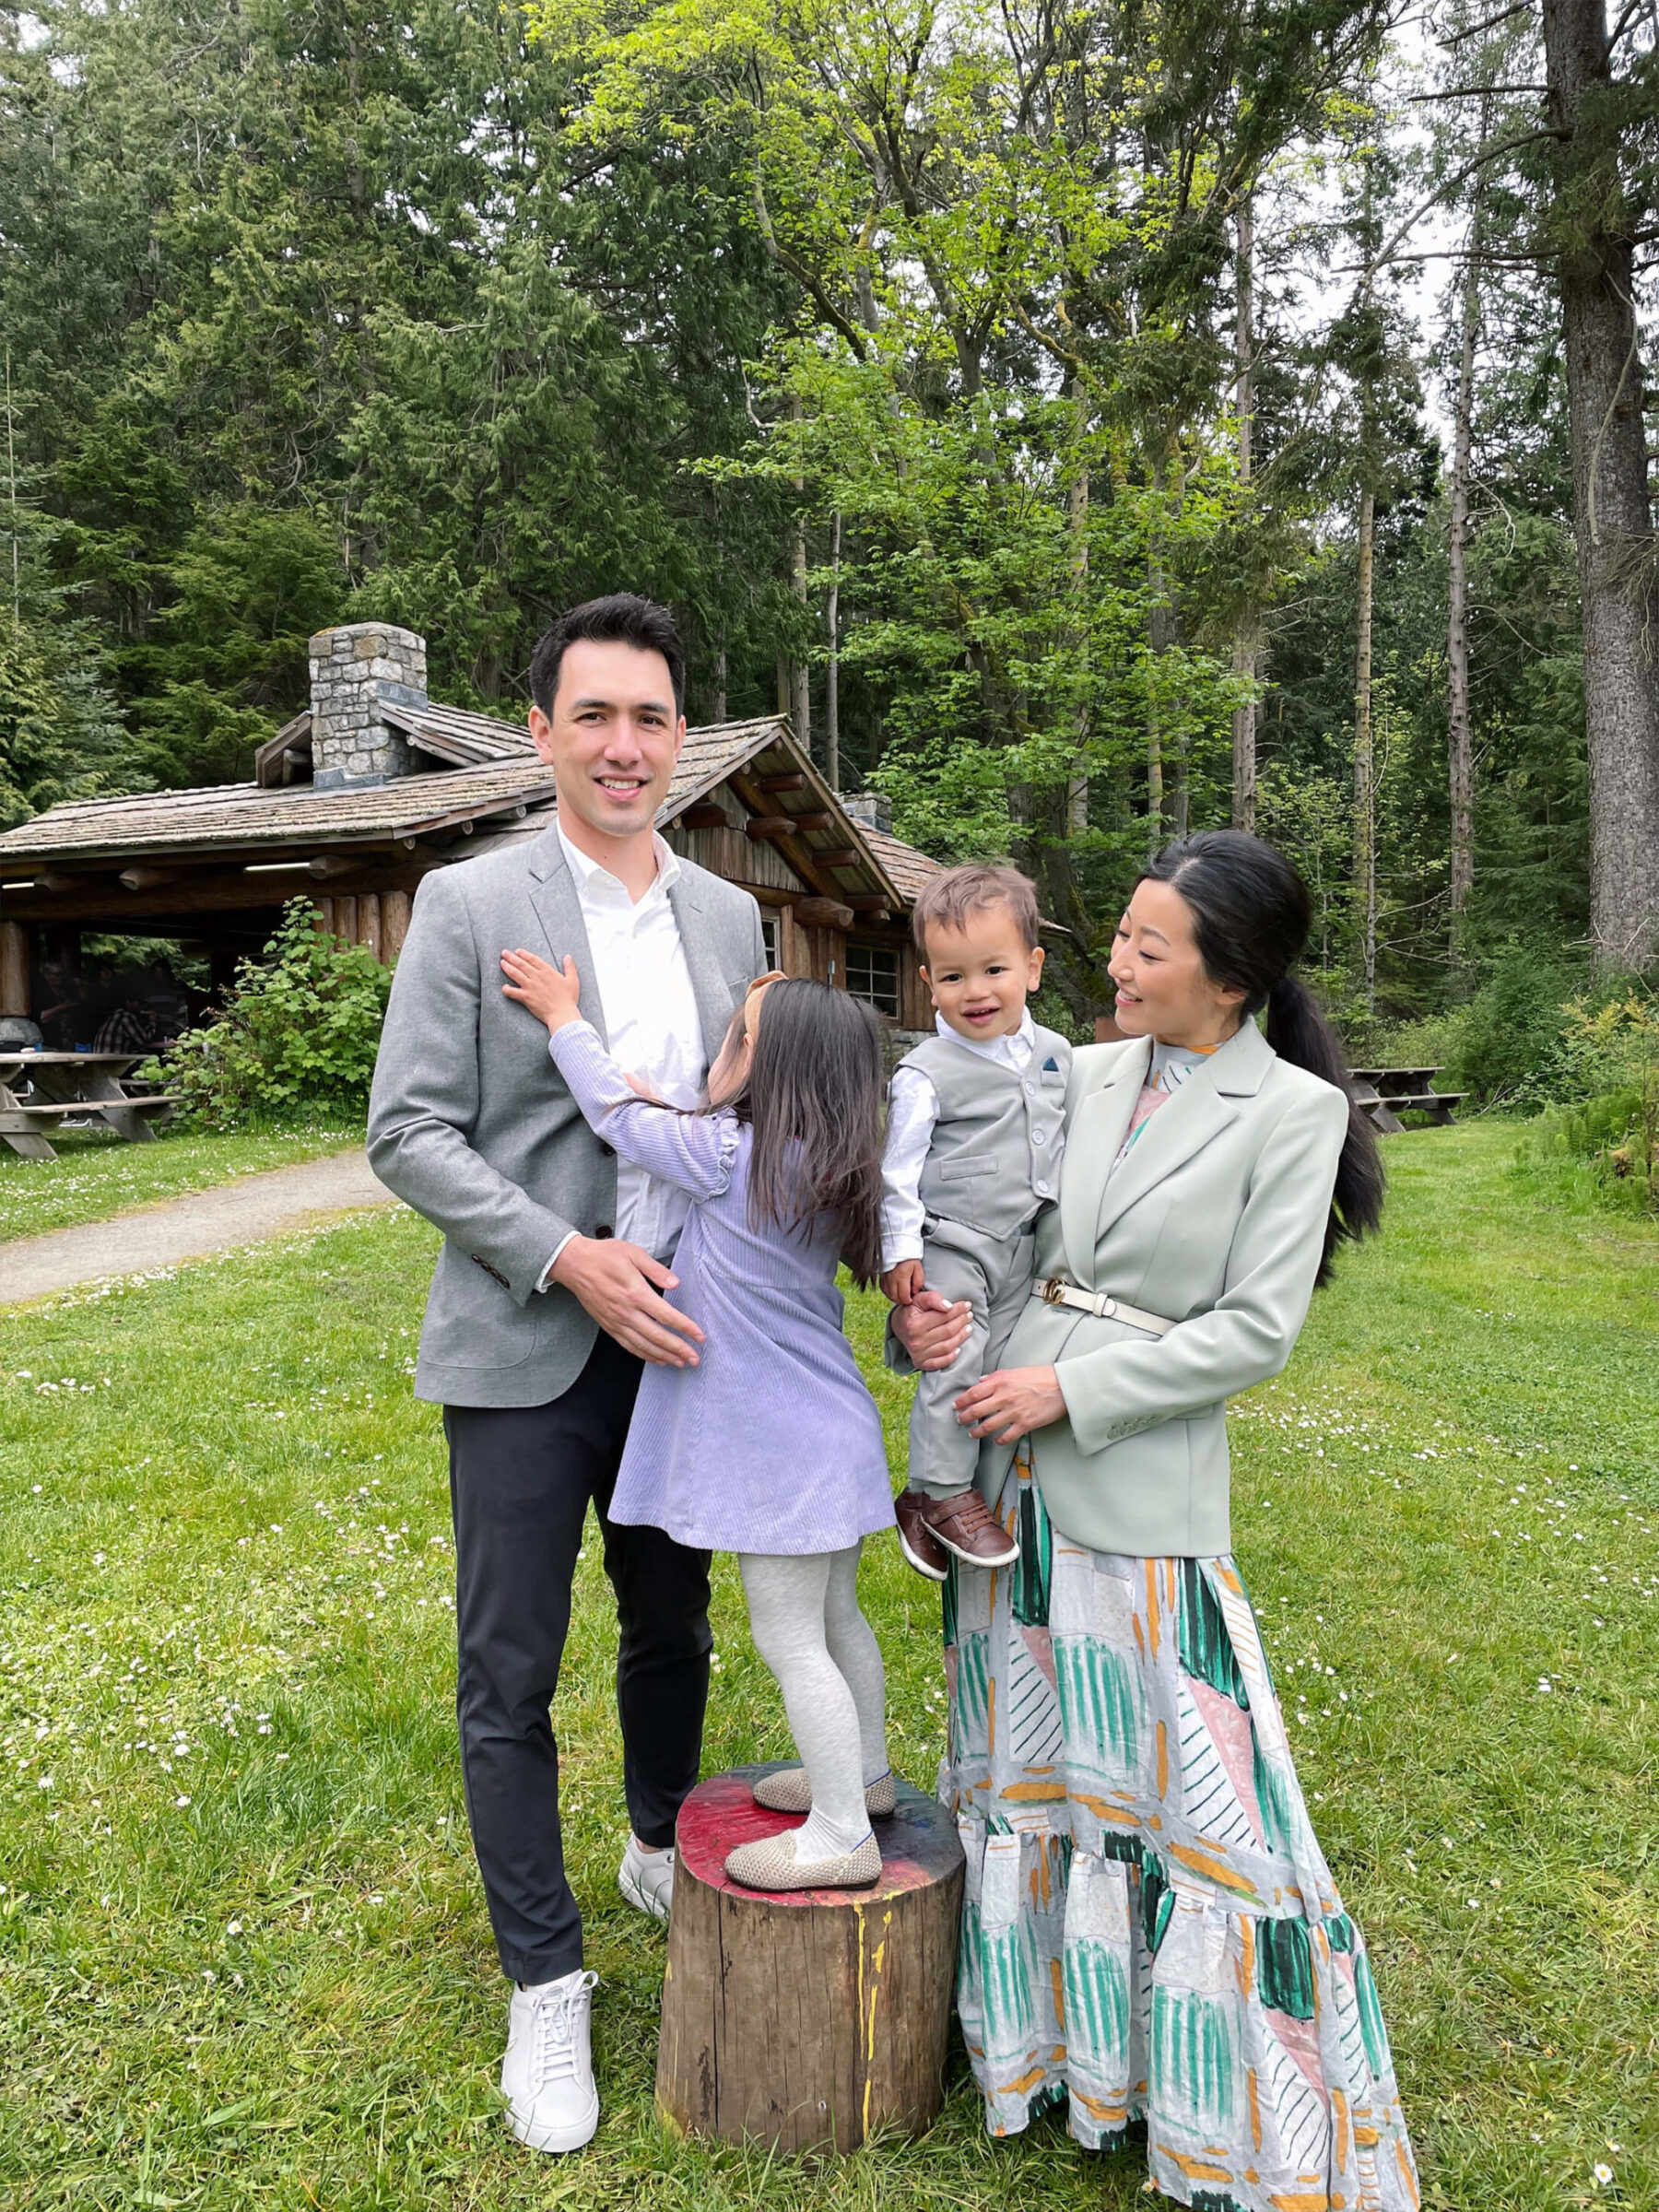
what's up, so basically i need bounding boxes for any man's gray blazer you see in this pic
[367,827,767,1408]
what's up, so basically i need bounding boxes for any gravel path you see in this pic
[0,1147,401,1305]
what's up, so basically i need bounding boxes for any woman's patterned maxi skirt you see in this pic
[941,1451,1419,2212]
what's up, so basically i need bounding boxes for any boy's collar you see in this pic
[934,1006,1035,1056]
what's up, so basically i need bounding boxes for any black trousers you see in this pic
[444,1333,713,1984]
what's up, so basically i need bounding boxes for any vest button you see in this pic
[1032,1128,1046,1144]
[1035,1181,1051,1195]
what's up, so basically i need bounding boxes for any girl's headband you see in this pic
[743,969,788,1043]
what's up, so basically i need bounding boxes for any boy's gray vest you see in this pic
[902,1025,1073,1245]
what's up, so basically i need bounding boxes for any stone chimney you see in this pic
[841,791,893,836]
[308,622,428,790]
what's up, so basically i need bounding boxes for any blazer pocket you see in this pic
[422,1250,542,1369]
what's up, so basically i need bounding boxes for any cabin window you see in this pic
[844,941,900,1017]
[760,913,780,968]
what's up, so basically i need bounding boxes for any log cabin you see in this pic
[0,622,955,1033]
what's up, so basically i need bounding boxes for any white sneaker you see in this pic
[500,1968,599,2153]
[618,1835,673,1922]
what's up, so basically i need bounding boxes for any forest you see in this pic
[4,0,1659,1044]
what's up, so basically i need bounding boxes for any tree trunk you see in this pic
[1068,377,1091,838]
[713,633,728,725]
[1355,486,1378,1017]
[825,512,841,790]
[1542,0,1659,965]
[1231,195,1259,833]
[1147,459,1170,854]
[1446,189,1481,944]
[791,513,811,749]
[657,1765,963,2154]
[789,395,811,749]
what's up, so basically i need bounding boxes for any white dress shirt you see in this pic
[539,820,707,1286]
[879,1010,1039,1268]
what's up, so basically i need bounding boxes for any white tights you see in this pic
[737,1541,889,1860]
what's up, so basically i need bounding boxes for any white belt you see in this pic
[1032,1277,1176,1336]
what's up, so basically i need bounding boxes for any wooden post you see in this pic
[358,892,382,962]
[0,920,29,1018]
[382,888,412,963]
[657,1764,964,2155]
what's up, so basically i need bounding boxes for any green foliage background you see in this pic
[0,0,1633,1034]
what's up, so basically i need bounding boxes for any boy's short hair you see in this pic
[912,864,1041,956]
[529,594,687,719]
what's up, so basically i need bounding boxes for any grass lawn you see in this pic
[1,1128,365,1246]
[0,1122,1653,2210]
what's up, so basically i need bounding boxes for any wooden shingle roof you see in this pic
[0,761,558,860]
[0,704,948,916]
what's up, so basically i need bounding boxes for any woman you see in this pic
[897,831,1418,2210]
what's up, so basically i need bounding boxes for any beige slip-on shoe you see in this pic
[724,1828,882,1892]
[751,1768,898,1818]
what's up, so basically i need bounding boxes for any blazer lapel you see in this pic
[665,870,734,1064]
[1060,1040,1149,1283]
[1094,1020,1273,1241]
[525,827,606,1049]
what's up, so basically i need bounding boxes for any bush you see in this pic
[146,902,391,1129]
[1518,1080,1659,1216]
[1512,988,1659,1216]
[1438,945,1584,1106]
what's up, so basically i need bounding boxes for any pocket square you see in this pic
[1041,1056,1061,1072]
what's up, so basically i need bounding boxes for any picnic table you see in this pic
[0,1051,181,1162]
[1347,1065,1465,1133]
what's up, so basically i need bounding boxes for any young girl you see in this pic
[500,947,898,1892]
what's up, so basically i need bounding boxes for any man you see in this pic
[368,594,765,2155]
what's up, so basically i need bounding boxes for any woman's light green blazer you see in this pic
[986,1018,1347,1559]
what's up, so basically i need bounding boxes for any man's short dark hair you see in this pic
[528,594,688,720]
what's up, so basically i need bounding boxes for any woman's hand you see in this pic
[500,948,582,1032]
[955,1365,1065,1444]
[891,1287,971,1371]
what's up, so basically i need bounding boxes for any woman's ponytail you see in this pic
[1141,831,1385,1287]
[1265,975,1385,1285]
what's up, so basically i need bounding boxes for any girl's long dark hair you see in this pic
[715,978,886,1286]
[1140,830,1385,1286]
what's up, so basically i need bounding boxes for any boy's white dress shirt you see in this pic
[879,1009,1041,1270]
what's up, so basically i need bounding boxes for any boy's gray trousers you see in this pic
[905,1222,1036,1498]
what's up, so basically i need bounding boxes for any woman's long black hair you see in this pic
[1139,830,1385,1285]
[712,978,886,1286]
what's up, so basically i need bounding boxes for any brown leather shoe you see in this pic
[921,1488,1019,1569]
[894,1490,950,1582]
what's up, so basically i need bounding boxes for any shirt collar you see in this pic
[556,817,680,905]
[934,1007,1036,1063]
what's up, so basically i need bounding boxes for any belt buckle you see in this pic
[1041,1277,1069,1307]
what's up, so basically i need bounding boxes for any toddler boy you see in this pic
[881,864,1071,1580]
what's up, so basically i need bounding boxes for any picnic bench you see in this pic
[1347,1065,1465,1133]
[0,1051,182,1162]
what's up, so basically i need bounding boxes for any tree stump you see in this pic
[656,1762,965,2154]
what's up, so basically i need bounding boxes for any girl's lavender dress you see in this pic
[548,1020,895,1557]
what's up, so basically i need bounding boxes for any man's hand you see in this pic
[955,1365,1065,1443]
[880,1260,925,1306]
[892,1287,971,1371]
[500,947,583,1032]
[549,1235,705,1367]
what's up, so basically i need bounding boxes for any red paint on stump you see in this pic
[676,1763,963,1905]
